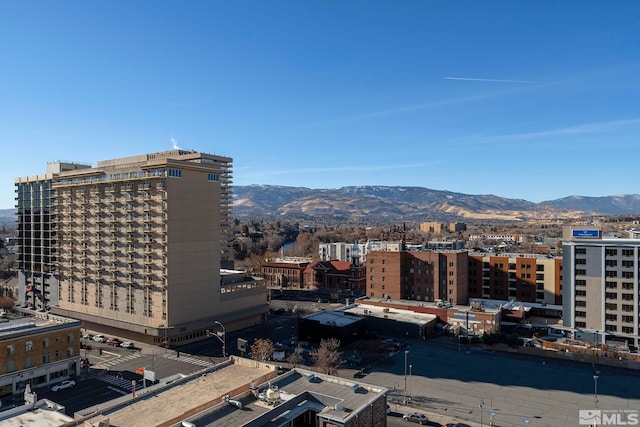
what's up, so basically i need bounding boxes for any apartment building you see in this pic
[468,254,562,305]
[366,250,469,305]
[15,150,266,345]
[0,310,81,397]
[563,227,640,348]
[318,241,368,262]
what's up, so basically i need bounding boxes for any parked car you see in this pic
[51,380,76,391]
[107,338,122,346]
[445,424,471,427]
[403,413,429,424]
[82,333,94,340]
[93,335,106,343]
[120,341,135,349]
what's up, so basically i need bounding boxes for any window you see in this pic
[25,341,33,352]
[575,269,586,276]
[207,173,219,182]
[575,248,586,255]
[43,353,50,364]
[168,168,182,178]
[7,360,14,373]
[605,248,618,256]
[25,357,32,368]
[7,344,14,355]
[43,338,49,348]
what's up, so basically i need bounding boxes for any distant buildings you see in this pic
[563,226,640,348]
[15,150,266,345]
[419,221,467,233]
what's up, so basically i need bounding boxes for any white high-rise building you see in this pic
[563,226,640,349]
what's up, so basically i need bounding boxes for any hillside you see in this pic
[233,185,640,222]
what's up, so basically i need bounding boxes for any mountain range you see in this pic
[232,185,640,222]
[2,187,639,224]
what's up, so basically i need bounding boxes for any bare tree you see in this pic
[311,338,342,375]
[288,344,304,367]
[250,338,275,362]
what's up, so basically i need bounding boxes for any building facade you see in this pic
[318,241,368,262]
[260,257,312,290]
[563,227,640,348]
[467,254,563,305]
[15,162,92,311]
[366,250,469,305]
[0,310,81,397]
[302,259,366,296]
[15,150,266,345]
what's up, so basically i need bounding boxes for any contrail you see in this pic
[444,76,538,84]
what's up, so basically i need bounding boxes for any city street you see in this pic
[364,337,640,427]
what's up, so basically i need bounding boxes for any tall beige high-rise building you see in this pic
[16,150,267,345]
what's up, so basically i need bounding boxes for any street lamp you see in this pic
[404,350,409,393]
[213,320,226,357]
[409,364,413,400]
[593,375,599,409]
[479,399,485,427]
[158,324,169,353]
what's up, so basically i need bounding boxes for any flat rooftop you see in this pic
[0,400,72,427]
[339,303,437,325]
[192,368,388,427]
[302,310,363,327]
[105,359,275,427]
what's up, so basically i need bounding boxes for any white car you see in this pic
[120,341,135,349]
[93,335,106,342]
[51,380,76,391]
[403,413,429,424]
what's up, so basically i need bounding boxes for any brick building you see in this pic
[468,254,562,305]
[0,309,81,397]
[260,257,312,290]
[366,250,469,305]
[302,260,366,297]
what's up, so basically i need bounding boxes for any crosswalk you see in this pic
[163,353,215,369]
[97,374,143,393]
[92,353,142,370]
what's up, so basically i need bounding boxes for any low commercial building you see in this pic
[299,311,365,345]
[0,309,81,397]
[67,357,387,427]
[339,302,438,339]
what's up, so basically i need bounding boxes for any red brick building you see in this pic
[302,260,366,296]
[366,250,469,305]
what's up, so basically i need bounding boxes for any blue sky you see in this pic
[2,1,639,209]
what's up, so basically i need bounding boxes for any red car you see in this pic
[107,338,122,346]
